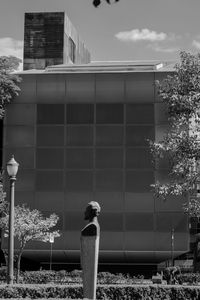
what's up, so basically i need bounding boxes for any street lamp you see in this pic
[171,228,175,267]
[7,155,19,285]
[49,233,54,271]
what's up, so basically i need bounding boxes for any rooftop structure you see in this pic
[23,12,91,70]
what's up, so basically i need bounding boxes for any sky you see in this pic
[0,0,200,63]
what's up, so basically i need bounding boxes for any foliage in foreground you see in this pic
[0,284,200,299]
[0,205,60,283]
[0,269,144,285]
[0,56,21,119]
[150,51,200,217]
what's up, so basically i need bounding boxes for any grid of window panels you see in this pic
[2,72,188,256]
[35,103,155,193]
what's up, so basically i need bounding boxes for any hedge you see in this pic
[0,284,200,299]
[0,268,145,285]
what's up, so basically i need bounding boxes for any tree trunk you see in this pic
[16,250,23,283]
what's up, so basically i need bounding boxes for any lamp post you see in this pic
[49,233,54,271]
[7,155,19,285]
[171,228,174,267]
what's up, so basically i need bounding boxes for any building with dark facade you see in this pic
[2,62,189,270]
[23,12,91,70]
[1,12,190,271]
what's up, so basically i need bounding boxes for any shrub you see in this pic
[176,273,200,285]
[22,270,57,284]
[0,284,199,299]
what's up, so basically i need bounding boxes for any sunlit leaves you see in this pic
[0,56,21,119]
[150,52,200,217]
[0,204,60,249]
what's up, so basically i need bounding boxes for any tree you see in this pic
[0,56,21,119]
[93,0,119,7]
[150,51,200,269]
[0,204,60,283]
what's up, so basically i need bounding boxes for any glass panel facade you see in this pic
[156,212,188,232]
[126,171,154,192]
[36,170,64,191]
[125,193,154,212]
[5,104,36,125]
[94,192,123,212]
[66,126,93,146]
[36,74,65,102]
[4,126,35,147]
[37,126,64,147]
[96,104,123,124]
[66,148,93,169]
[66,74,95,103]
[36,148,64,169]
[96,126,123,146]
[125,213,154,231]
[3,71,189,263]
[66,171,93,191]
[96,74,125,103]
[99,213,123,231]
[96,148,123,168]
[126,126,154,146]
[126,104,154,124]
[126,148,152,169]
[96,170,123,191]
[67,104,94,124]
[37,104,64,124]
[5,147,35,169]
[126,73,154,103]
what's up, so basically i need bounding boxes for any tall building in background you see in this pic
[23,12,91,70]
[1,12,190,273]
[2,62,189,272]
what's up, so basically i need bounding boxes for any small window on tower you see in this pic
[69,37,76,63]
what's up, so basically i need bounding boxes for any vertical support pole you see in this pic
[171,228,174,267]
[50,242,53,271]
[7,178,15,285]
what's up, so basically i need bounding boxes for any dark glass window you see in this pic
[96,148,123,168]
[126,170,154,192]
[37,126,64,147]
[126,126,154,146]
[36,170,64,191]
[37,104,64,124]
[69,37,76,63]
[66,126,93,146]
[99,213,123,231]
[96,104,124,124]
[5,147,35,169]
[65,212,85,231]
[156,213,188,232]
[15,170,35,191]
[96,126,123,146]
[66,149,93,169]
[125,213,154,231]
[5,126,35,147]
[36,148,64,169]
[126,104,154,124]
[96,171,123,192]
[126,148,152,169]
[66,104,94,124]
[66,171,93,191]
[5,104,35,125]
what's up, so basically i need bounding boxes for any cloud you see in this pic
[115,28,167,42]
[192,39,200,50]
[148,44,179,53]
[0,37,23,59]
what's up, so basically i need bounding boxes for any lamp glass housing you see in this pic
[7,156,19,177]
